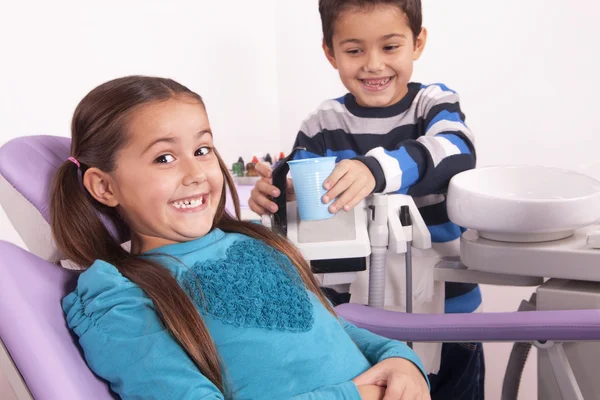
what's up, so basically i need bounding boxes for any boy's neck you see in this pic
[343,82,420,118]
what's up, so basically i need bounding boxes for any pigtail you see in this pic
[51,158,226,392]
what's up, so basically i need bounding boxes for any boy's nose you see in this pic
[182,158,207,186]
[364,51,385,73]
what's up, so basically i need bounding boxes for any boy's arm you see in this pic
[292,110,327,159]
[363,87,476,197]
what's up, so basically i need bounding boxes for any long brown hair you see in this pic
[50,75,336,393]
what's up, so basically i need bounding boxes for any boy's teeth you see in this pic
[363,78,390,87]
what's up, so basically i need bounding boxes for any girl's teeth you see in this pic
[173,197,205,209]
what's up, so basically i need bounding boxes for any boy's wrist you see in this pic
[353,156,386,193]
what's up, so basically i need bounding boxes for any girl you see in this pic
[50,75,430,400]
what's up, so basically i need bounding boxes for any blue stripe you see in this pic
[426,110,465,131]
[294,150,322,160]
[437,133,471,155]
[428,221,463,243]
[334,96,345,105]
[325,149,359,162]
[445,286,482,314]
[384,147,419,189]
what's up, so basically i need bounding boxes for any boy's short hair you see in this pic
[319,0,422,50]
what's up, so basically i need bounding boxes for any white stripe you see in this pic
[417,136,461,167]
[315,99,347,114]
[422,84,459,103]
[426,119,474,143]
[366,147,402,193]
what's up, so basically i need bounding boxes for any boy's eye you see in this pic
[195,146,212,157]
[346,48,362,55]
[154,154,175,164]
[384,45,399,51]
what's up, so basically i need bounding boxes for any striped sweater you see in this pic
[292,82,481,313]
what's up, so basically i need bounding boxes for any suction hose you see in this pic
[368,195,389,309]
[368,248,387,308]
[501,293,537,400]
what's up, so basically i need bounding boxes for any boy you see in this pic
[249,1,484,398]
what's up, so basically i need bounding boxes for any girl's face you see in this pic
[98,97,224,253]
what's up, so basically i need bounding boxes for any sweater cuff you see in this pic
[379,353,431,391]
[354,156,386,193]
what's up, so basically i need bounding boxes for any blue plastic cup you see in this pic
[288,157,337,221]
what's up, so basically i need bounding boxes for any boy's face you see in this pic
[324,4,427,108]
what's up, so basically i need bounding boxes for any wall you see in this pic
[0,0,281,245]
[2,0,600,398]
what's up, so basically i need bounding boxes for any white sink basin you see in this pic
[447,165,600,242]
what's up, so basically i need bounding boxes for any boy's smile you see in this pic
[323,4,427,108]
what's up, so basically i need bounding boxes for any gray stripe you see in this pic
[414,194,445,208]
[417,136,450,167]
[301,86,461,139]
[416,85,460,116]
[301,101,419,138]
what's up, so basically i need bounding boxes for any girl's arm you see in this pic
[63,261,224,400]
[340,318,430,390]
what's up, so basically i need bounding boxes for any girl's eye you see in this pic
[154,154,175,164]
[196,146,212,157]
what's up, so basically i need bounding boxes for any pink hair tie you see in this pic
[68,157,80,168]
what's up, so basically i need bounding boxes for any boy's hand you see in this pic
[353,358,430,400]
[322,160,375,213]
[248,162,295,215]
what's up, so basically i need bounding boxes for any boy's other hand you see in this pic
[322,160,375,213]
[249,162,295,215]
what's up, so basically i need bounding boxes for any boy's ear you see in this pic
[413,27,428,61]
[322,40,338,69]
[83,167,120,208]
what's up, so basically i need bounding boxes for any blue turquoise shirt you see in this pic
[63,229,427,399]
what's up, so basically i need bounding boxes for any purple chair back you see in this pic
[0,241,115,399]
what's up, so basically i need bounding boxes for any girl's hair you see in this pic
[50,75,336,393]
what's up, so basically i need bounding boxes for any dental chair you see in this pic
[1,135,600,400]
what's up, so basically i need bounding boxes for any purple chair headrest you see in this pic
[0,135,125,263]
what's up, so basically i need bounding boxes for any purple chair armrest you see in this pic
[0,241,115,400]
[335,303,600,342]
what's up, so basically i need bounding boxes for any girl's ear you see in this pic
[83,168,119,207]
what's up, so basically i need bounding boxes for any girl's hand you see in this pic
[356,384,386,399]
[248,162,295,215]
[353,358,430,400]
